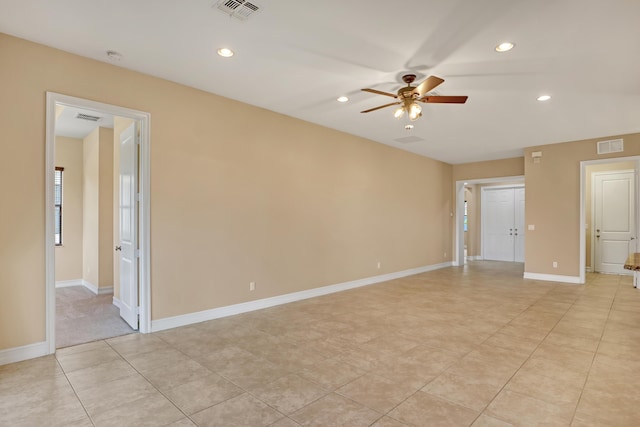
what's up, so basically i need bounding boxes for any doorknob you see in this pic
[115,246,122,251]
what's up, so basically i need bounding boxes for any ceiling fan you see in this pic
[361,74,468,122]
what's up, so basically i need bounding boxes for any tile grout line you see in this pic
[55,354,97,426]
[462,282,585,426]
[567,275,620,425]
[101,338,196,425]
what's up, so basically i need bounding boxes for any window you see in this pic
[55,167,63,245]
[464,200,468,232]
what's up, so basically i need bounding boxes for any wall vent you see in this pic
[76,113,102,122]
[394,136,425,143]
[215,0,260,21]
[597,138,623,155]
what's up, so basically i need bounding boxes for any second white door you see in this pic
[594,171,635,274]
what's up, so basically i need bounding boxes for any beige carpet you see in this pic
[56,285,134,348]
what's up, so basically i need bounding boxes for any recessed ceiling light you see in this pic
[495,42,515,52]
[537,95,552,101]
[217,47,234,58]
[337,96,349,103]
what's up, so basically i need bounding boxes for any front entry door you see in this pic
[483,187,525,262]
[594,171,636,274]
[118,122,139,329]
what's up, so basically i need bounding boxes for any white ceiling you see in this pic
[2,0,639,164]
[56,106,114,139]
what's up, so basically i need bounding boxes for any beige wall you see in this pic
[98,128,114,288]
[585,161,636,270]
[82,127,114,289]
[0,33,454,350]
[524,133,640,277]
[453,157,524,182]
[82,129,100,287]
[54,136,83,281]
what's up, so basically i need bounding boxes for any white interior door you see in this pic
[594,171,635,274]
[483,187,525,262]
[484,188,516,261]
[118,122,139,329]
[514,188,525,262]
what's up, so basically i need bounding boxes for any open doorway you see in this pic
[45,93,151,354]
[454,176,525,267]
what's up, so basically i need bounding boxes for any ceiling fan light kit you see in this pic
[361,74,467,122]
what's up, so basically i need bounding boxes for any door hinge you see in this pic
[136,192,141,202]
[135,249,141,258]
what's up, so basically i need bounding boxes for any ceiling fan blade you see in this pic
[420,95,468,104]
[413,76,445,97]
[361,102,401,113]
[361,88,397,98]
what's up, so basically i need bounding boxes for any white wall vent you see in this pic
[76,113,102,122]
[215,0,260,21]
[394,136,425,143]
[597,138,624,155]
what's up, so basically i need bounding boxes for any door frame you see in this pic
[579,156,640,284]
[45,92,152,354]
[454,175,524,267]
[480,184,525,262]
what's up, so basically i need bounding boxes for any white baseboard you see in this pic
[466,256,483,261]
[112,296,123,310]
[55,279,113,295]
[152,262,453,332]
[585,267,593,273]
[83,281,113,295]
[0,341,50,366]
[523,272,582,284]
[55,279,84,288]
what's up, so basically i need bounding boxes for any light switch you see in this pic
[528,224,535,231]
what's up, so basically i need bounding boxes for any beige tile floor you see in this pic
[2,261,640,426]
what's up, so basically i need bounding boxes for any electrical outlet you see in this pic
[552,261,558,268]
[249,281,255,291]
[444,252,447,258]
[377,261,381,269]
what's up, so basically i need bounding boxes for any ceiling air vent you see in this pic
[76,113,102,122]
[597,138,623,155]
[394,136,425,144]
[215,0,260,21]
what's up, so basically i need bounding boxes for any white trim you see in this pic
[81,280,113,296]
[466,256,483,261]
[55,279,84,288]
[585,266,593,273]
[55,279,113,295]
[112,297,123,310]
[523,272,582,284]
[152,262,453,332]
[0,341,49,366]
[46,93,152,360]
